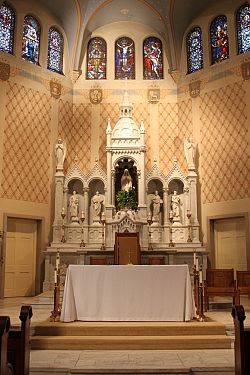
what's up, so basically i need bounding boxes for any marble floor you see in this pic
[1,294,250,374]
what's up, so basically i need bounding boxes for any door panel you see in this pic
[4,218,37,297]
[214,217,247,273]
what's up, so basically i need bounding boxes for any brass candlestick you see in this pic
[80,212,85,247]
[196,266,206,322]
[147,213,153,250]
[100,212,106,250]
[187,209,192,242]
[169,211,174,247]
[61,209,66,243]
[50,268,61,322]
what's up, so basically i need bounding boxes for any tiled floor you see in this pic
[1,294,250,374]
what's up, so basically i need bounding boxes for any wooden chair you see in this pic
[0,316,13,375]
[236,271,250,304]
[90,256,107,265]
[148,256,165,265]
[204,268,239,311]
[232,305,250,375]
[7,305,32,375]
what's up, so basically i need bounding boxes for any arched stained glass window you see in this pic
[47,27,64,73]
[143,37,163,80]
[115,37,135,80]
[236,2,250,54]
[86,37,106,80]
[210,15,229,64]
[22,15,40,64]
[186,27,203,74]
[0,2,15,54]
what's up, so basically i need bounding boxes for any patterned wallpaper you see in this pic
[1,82,51,203]
[58,101,91,172]
[159,99,192,174]
[200,82,250,203]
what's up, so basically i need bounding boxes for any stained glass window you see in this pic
[236,3,250,54]
[86,37,106,80]
[22,15,40,64]
[143,37,163,79]
[210,15,229,64]
[47,27,64,73]
[0,2,15,54]
[186,27,203,74]
[115,37,135,80]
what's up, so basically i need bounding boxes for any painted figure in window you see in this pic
[87,37,106,80]
[0,2,15,54]
[143,37,163,80]
[22,15,40,64]
[48,27,64,73]
[210,15,229,64]
[186,27,203,74]
[115,37,135,80]
[237,3,250,55]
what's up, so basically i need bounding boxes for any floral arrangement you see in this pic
[116,187,137,211]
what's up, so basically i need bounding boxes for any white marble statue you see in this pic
[184,137,196,169]
[151,190,162,221]
[91,191,104,221]
[69,191,79,222]
[121,169,132,192]
[171,191,181,222]
[55,138,66,171]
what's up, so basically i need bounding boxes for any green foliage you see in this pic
[116,188,137,211]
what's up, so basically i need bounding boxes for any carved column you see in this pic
[53,172,65,225]
[163,188,169,225]
[111,170,115,206]
[83,187,89,225]
[187,171,199,225]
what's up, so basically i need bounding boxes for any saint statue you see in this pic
[55,138,66,171]
[151,190,162,221]
[121,169,132,192]
[91,191,104,221]
[69,191,79,222]
[184,137,196,169]
[171,191,181,221]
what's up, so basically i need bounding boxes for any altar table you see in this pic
[60,265,196,322]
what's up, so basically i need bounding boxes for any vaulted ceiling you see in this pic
[34,0,219,71]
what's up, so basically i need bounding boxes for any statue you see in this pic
[184,137,196,169]
[151,190,162,221]
[91,191,104,222]
[69,191,79,222]
[55,138,66,171]
[171,191,181,221]
[121,169,132,192]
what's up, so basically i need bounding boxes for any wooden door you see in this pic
[114,233,140,265]
[214,217,247,273]
[4,218,37,297]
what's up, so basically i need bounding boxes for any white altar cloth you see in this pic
[60,265,196,322]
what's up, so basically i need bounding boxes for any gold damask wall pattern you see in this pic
[159,99,192,174]
[200,82,249,203]
[58,101,91,172]
[1,82,52,203]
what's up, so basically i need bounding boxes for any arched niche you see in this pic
[89,179,105,224]
[168,179,184,224]
[114,158,138,209]
[147,179,163,224]
[168,178,184,195]
[67,179,84,222]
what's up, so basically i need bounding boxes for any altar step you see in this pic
[30,321,232,350]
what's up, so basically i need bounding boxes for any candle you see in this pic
[56,252,60,271]
[81,210,85,219]
[169,210,173,219]
[196,256,199,270]
[199,269,203,284]
[54,269,57,284]
[101,212,105,220]
[147,212,152,220]
[61,207,65,214]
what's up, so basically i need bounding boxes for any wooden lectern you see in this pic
[114,233,140,265]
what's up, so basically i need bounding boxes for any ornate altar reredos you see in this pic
[43,90,207,291]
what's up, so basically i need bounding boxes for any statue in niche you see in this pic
[171,191,181,221]
[69,191,79,222]
[151,191,162,221]
[184,137,196,169]
[55,138,66,170]
[91,191,104,221]
[121,169,132,192]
